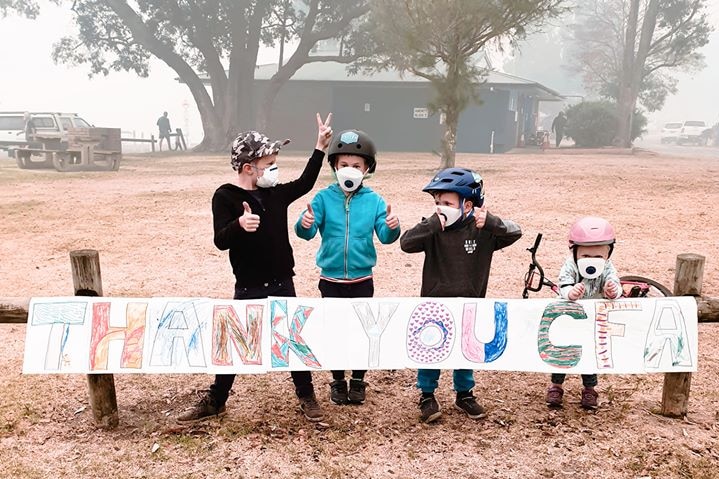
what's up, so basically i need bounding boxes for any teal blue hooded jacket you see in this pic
[294,183,400,280]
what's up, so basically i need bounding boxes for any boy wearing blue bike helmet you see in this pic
[400,167,522,423]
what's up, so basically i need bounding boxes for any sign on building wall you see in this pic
[413,107,429,119]
[22,296,697,375]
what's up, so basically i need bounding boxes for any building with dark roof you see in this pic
[200,61,563,154]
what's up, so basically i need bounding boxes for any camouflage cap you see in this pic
[230,131,290,171]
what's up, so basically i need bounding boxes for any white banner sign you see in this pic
[22,296,698,375]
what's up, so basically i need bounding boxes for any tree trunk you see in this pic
[439,109,458,170]
[615,0,660,147]
[615,0,640,147]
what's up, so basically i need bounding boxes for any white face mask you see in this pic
[256,164,279,188]
[335,167,364,192]
[436,205,462,227]
[577,257,606,279]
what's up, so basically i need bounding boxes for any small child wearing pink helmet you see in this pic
[546,216,622,410]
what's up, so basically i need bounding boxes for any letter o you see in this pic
[407,301,454,363]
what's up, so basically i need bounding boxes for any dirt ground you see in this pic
[1,149,717,478]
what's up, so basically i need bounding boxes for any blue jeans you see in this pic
[417,369,475,394]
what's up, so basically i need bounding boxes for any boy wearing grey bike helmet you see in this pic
[295,129,400,407]
[400,167,522,423]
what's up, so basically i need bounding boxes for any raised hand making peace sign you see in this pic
[315,112,333,151]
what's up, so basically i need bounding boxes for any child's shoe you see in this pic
[580,387,598,409]
[348,379,367,404]
[546,385,564,408]
[419,393,442,423]
[176,390,226,423]
[329,380,349,405]
[454,391,486,419]
[298,394,324,421]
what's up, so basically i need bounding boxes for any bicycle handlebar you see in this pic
[522,233,558,298]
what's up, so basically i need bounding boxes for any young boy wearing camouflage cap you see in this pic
[177,113,333,423]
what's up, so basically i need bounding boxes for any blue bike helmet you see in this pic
[422,167,485,207]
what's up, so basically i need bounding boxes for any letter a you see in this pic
[644,299,692,368]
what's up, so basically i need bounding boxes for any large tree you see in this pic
[1,0,368,150]
[361,0,566,168]
[568,0,712,146]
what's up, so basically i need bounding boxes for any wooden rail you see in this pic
[0,252,713,425]
[3,294,718,325]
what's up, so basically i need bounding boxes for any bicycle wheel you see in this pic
[620,275,672,298]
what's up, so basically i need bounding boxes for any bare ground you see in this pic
[0,150,718,478]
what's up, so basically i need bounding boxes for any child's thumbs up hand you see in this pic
[239,201,260,232]
[385,204,399,229]
[301,203,315,229]
[474,205,487,229]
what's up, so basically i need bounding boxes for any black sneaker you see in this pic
[298,394,324,422]
[419,394,442,423]
[176,391,226,423]
[348,379,367,404]
[454,391,486,419]
[330,380,349,405]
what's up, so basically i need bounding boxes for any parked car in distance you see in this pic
[660,122,683,144]
[0,112,93,150]
[677,120,707,145]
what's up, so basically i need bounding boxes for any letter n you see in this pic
[212,304,263,366]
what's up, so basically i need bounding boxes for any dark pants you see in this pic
[555,129,564,147]
[551,373,598,388]
[209,278,314,406]
[318,278,374,382]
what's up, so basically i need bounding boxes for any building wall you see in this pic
[257,81,521,154]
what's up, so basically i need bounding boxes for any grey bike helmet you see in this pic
[327,129,377,173]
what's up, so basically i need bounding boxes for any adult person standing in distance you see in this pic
[156,111,172,151]
[551,111,567,148]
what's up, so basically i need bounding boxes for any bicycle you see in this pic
[522,233,672,299]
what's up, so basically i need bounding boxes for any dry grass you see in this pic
[1,149,718,478]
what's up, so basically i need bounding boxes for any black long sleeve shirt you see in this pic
[212,149,325,287]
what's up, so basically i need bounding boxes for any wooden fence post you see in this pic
[660,253,705,417]
[69,249,119,429]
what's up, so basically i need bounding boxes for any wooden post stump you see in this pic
[69,249,119,429]
[660,253,705,417]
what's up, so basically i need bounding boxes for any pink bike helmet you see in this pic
[568,216,615,256]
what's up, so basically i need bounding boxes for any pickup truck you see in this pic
[677,120,708,146]
[0,112,93,153]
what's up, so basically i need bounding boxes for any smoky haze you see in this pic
[0,2,716,147]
